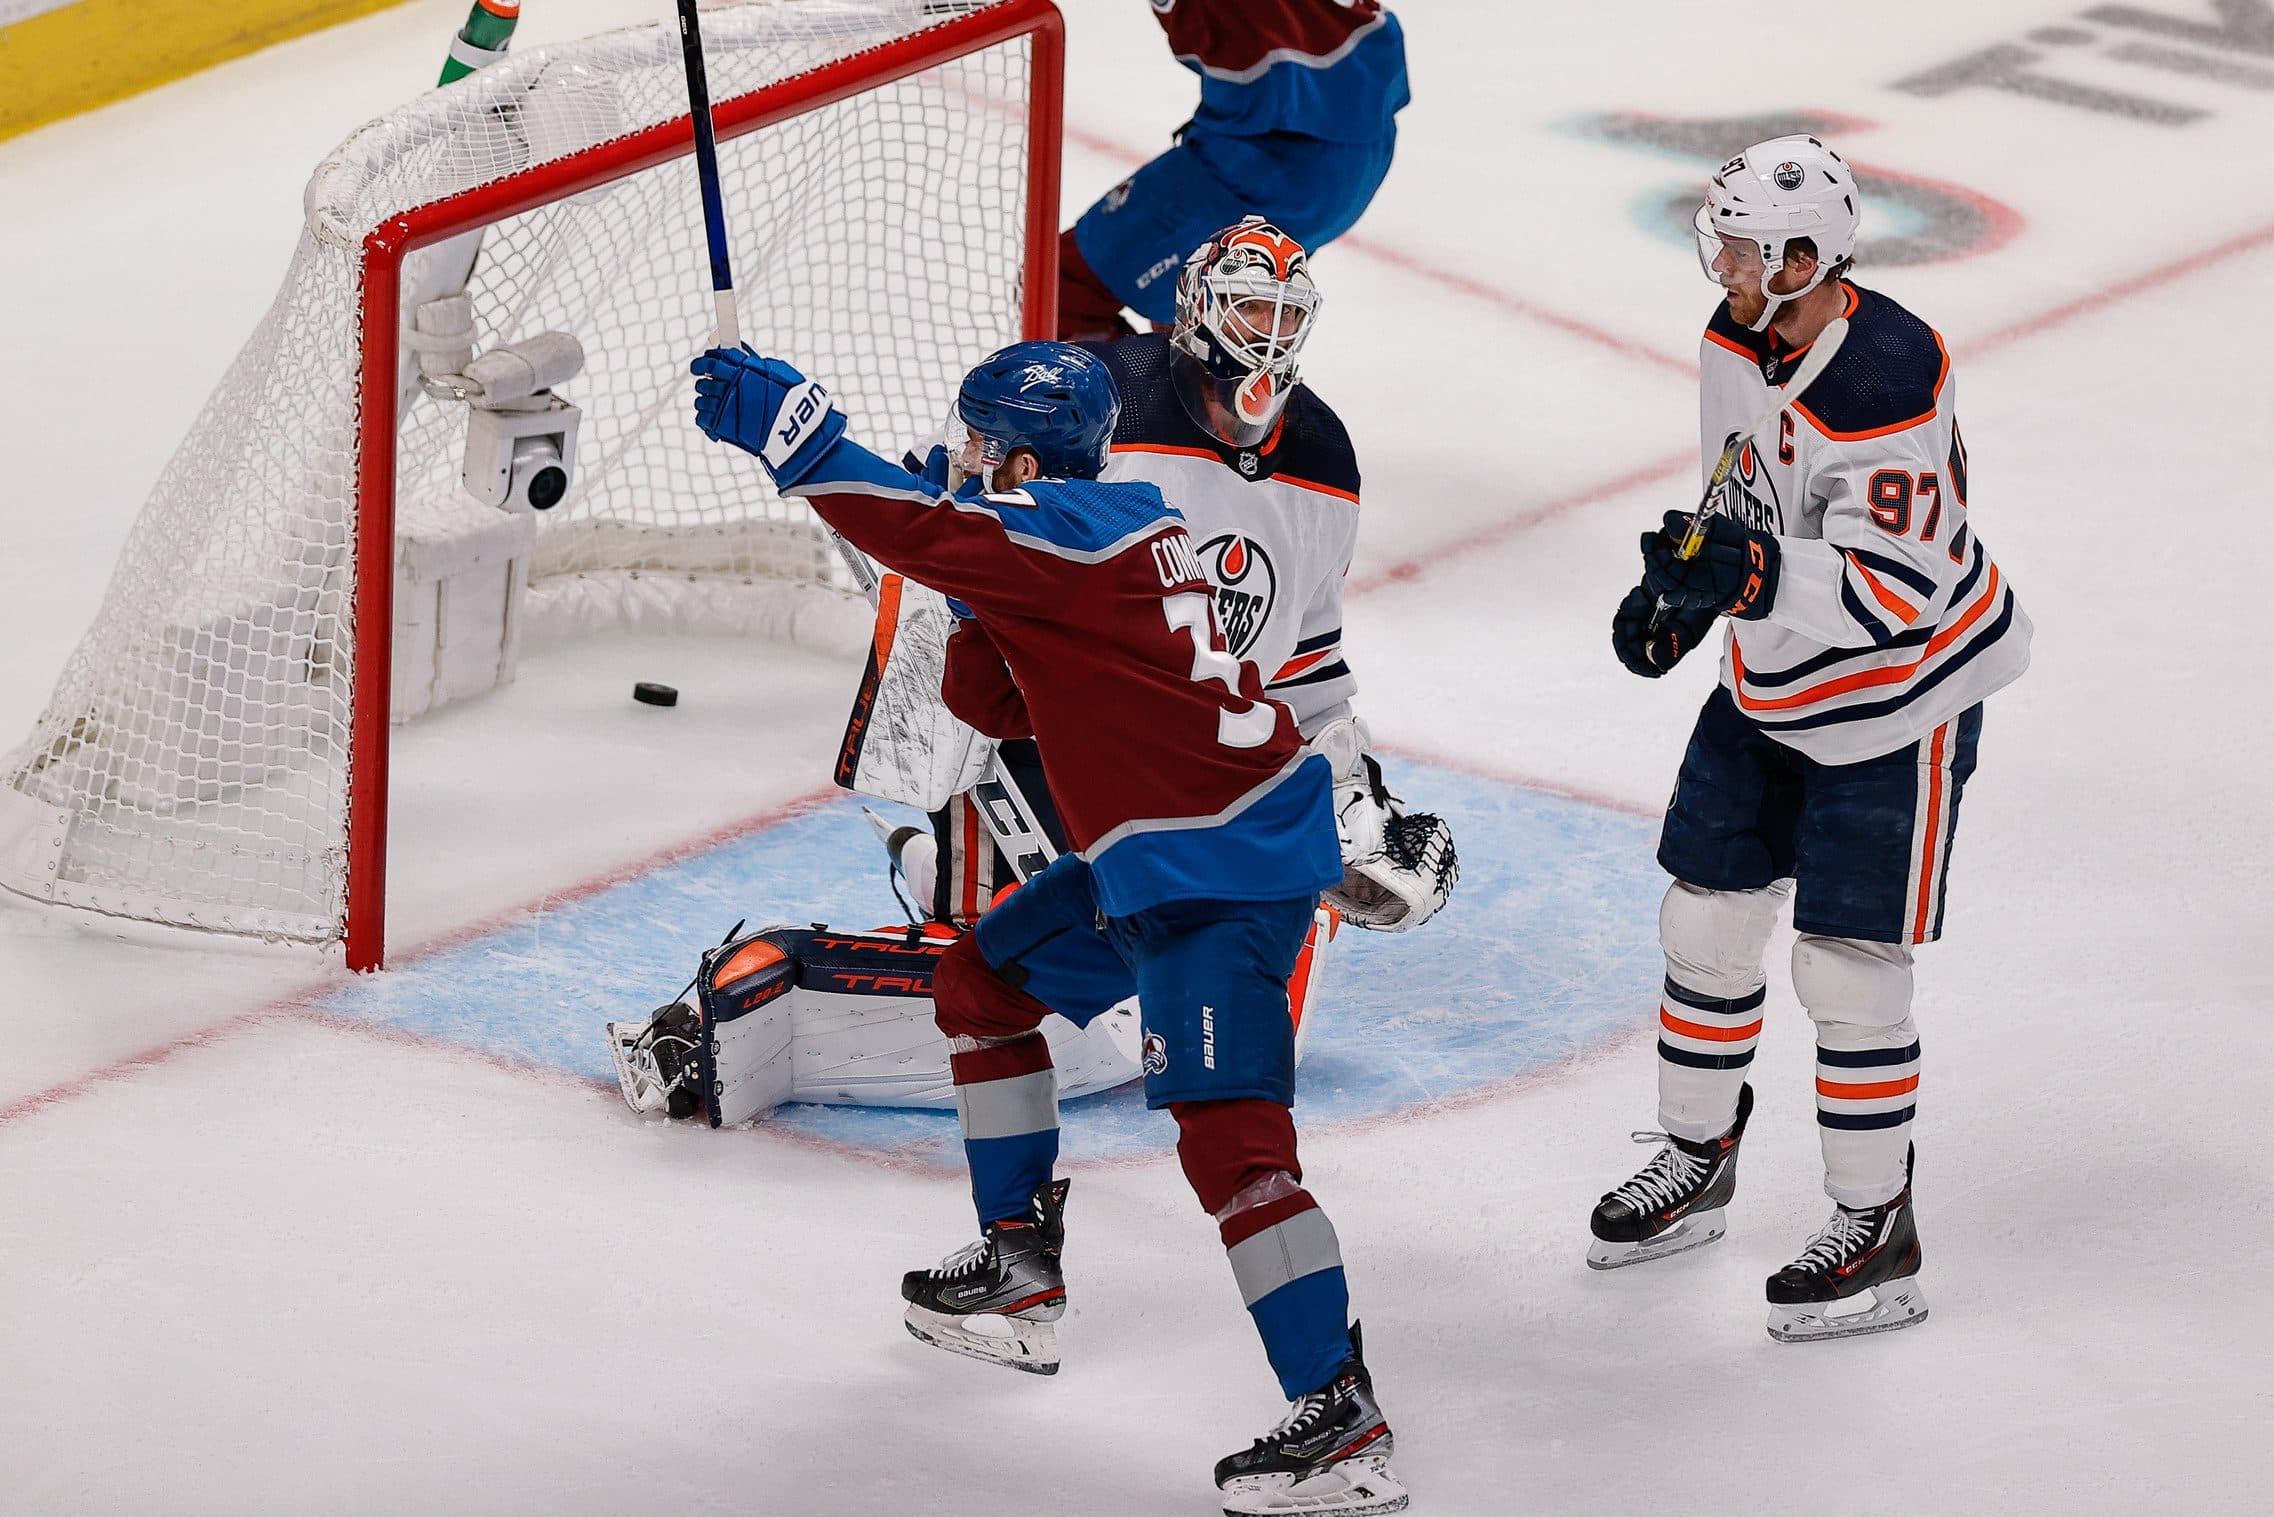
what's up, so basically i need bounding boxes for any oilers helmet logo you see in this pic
[1141,1032,1169,1076]
[1198,532,1277,658]
[1774,160,1805,192]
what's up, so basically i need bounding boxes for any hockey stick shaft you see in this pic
[1648,315,1850,633]
[675,0,740,347]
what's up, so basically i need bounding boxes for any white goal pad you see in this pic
[0,0,1063,965]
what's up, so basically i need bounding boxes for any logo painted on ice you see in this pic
[1774,160,1805,191]
[1141,1032,1169,1076]
[1198,533,1277,658]
[1016,363,1066,392]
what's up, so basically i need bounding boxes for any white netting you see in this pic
[0,0,1040,948]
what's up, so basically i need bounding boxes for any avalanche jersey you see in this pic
[1700,284,2032,766]
[1090,334,1360,734]
[1149,0,1409,143]
[786,435,1342,918]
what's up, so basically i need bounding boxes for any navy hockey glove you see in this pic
[692,346,847,489]
[1612,584,1717,677]
[1640,509,1780,620]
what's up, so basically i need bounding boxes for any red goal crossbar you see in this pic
[345,0,1065,971]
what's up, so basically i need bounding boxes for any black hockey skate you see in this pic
[1587,1082,1752,1269]
[901,1179,1070,1376]
[1766,1149,1927,1343]
[605,1002,703,1119]
[1215,1324,1408,1516]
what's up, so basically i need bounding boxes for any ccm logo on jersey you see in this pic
[763,379,833,470]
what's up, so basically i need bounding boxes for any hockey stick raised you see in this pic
[673,2,1053,884]
[675,0,740,347]
[1648,314,1850,632]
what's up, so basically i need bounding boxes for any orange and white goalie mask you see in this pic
[1168,216,1322,448]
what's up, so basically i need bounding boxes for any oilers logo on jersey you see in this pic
[1720,435,1783,534]
[1200,532,1278,657]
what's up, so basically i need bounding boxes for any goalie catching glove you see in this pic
[1310,715,1458,933]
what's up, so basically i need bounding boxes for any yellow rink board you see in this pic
[0,0,411,143]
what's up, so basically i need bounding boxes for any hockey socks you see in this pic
[1175,1099,1353,1401]
[949,1031,1060,1226]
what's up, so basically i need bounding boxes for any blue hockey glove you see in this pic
[1640,509,1780,620]
[900,443,951,490]
[691,346,847,489]
[1612,584,1717,678]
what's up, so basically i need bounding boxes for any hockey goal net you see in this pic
[0,0,1062,969]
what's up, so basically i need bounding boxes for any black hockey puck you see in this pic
[632,681,679,708]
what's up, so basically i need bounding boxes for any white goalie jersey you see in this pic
[1700,285,2032,765]
[1094,333,1361,733]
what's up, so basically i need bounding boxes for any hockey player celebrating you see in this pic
[1058,1,1409,341]
[1592,137,2032,1343]
[692,339,1410,1514]
[893,217,1456,941]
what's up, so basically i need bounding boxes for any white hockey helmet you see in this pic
[1694,135,1860,330]
[1169,216,1322,447]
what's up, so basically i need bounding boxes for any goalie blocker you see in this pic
[608,911,1336,1125]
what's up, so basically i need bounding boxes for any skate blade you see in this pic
[604,1023,668,1115]
[1586,1208,1727,1270]
[903,1304,1059,1376]
[1767,1276,1929,1343]
[1220,1455,1409,1516]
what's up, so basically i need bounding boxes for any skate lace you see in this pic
[1790,1207,1875,1272]
[1266,1390,1333,1442]
[1609,1132,1709,1212]
[931,1237,993,1278]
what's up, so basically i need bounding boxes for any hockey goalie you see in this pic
[609,220,1457,1129]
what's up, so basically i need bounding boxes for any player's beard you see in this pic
[1721,278,1768,328]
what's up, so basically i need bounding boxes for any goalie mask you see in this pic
[1169,217,1322,448]
[1695,135,1859,332]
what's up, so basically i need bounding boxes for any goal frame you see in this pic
[345,0,1064,971]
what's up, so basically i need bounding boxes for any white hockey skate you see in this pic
[606,1003,701,1118]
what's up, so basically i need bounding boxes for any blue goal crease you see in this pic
[312,761,1666,1163]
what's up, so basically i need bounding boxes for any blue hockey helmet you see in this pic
[950,340,1121,482]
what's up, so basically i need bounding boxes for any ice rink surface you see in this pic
[3,1,2272,1512]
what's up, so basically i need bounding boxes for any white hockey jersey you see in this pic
[1091,334,1359,732]
[1699,285,2031,765]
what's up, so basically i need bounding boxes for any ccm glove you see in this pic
[692,346,847,489]
[1612,584,1719,678]
[1640,509,1780,620]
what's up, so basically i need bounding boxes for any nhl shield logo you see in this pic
[1237,450,1260,477]
[1774,160,1805,191]
[1198,532,1278,658]
[1141,1032,1169,1076]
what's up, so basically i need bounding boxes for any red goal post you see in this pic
[347,0,1065,970]
[0,0,1064,973]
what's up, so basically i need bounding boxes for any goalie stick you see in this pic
[1648,314,1850,634]
[674,0,1052,885]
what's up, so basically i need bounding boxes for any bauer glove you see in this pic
[692,346,847,489]
[1640,509,1780,619]
[1612,584,1718,678]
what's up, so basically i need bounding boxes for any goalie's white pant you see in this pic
[1655,881,1918,1209]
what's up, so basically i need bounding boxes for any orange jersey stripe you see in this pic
[1849,555,1923,625]
[1816,1073,1921,1101]
[1272,648,1335,683]
[1734,563,2002,714]
[1910,721,1949,941]
[1661,1008,1765,1043]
